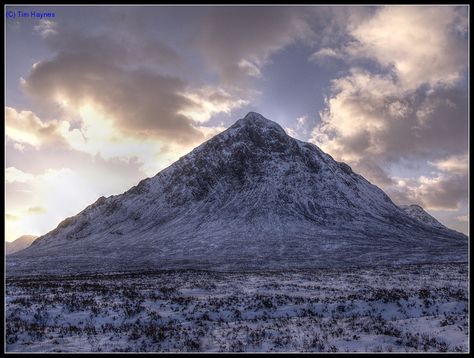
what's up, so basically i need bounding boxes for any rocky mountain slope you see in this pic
[7,112,467,276]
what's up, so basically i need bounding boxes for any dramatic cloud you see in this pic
[310,6,468,223]
[353,160,396,187]
[313,71,468,165]
[24,52,203,143]
[23,25,248,146]
[415,174,468,210]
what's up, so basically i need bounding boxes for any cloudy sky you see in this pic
[5,5,469,241]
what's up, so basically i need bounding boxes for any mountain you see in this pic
[399,204,447,230]
[6,112,467,276]
[5,235,38,255]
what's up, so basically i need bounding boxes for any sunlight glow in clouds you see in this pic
[6,167,79,240]
[5,107,65,148]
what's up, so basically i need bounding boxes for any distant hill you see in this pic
[6,235,38,255]
[399,204,447,230]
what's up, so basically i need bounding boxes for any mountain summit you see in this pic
[7,113,467,276]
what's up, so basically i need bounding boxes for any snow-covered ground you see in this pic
[6,262,468,352]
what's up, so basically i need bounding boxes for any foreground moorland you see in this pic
[5,262,468,352]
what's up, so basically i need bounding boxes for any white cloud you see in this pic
[286,115,313,140]
[311,69,401,162]
[6,167,34,183]
[347,6,467,90]
[6,167,81,241]
[309,47,342,62]
[238,59,263,78]
[178,86,249,124]
[62,104,193,177]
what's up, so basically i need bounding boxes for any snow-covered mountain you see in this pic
[399,204,447,230]
[5,235,38,255]
[7,112,467,276]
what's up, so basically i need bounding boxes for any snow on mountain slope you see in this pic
[5,235,38,255]
[399,204,447,230]
[6,112,468,276]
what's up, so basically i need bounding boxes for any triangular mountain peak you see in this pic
[7,113,467,276]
